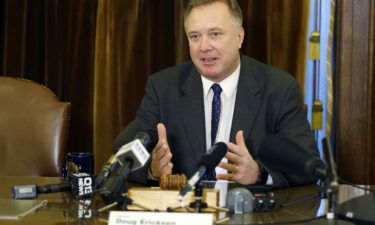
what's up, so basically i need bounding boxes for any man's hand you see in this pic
[217,130,259,185]
[150,123,173,178]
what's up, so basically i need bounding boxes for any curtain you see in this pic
[93,0,190,171]
[0,0,309,174]
[240,0,309,87]
[0,0,98,158]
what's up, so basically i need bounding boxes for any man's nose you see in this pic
[199,36,212,52]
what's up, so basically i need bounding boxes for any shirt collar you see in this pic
[201,63,241,99]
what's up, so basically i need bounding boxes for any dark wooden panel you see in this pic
[335,0,375,184]
[370,0,375,184]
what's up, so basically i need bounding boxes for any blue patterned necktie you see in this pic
[204,83,222,181]
[211,83,222,145]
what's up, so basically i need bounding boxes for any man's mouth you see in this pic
[201,58,217,63]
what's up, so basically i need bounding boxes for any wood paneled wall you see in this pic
[335,0,375,184]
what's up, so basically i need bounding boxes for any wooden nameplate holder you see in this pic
[126,187,219,212]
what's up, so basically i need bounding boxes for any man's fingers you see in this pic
[151,123,173,178]
[151,153,172,177]
[235,130,246,148]
[154,123,171,159]
[216,173,235,181]
[157,123,167,141]
[159,150,172,167]
[163,162,173,174]
[226,141,242,157]
[226,131,254,159]
[216,131,258,185]
[224,152,239,164]
[218,162,237,172]
[153,140,171,158]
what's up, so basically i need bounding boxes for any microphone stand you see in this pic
[191,181,229,213]
[304,138,354,225]
[281,138,354,225]
[315,138,355,224]
[171,181,229,213]
[282,179,327,208]
[190,181,207,212]
[326,178,338,220]
[320,138,343,223]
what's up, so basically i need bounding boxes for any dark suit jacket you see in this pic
[114,55,319,188]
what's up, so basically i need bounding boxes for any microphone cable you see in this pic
[233,215,326,225]
[339,178,375,192]
[280,175,375,208]
[281,192,319,207]
[274,176,374,225]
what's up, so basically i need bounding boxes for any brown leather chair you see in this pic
[0,77,70,176]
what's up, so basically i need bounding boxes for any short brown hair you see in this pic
[184,0,243,27]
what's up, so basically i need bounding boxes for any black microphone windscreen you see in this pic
[69,173,95,198]
[258,135,324,179]
[198,142,227,170]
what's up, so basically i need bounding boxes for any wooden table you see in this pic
[0,176,372,225]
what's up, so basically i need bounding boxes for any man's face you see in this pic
[185,1,244,82]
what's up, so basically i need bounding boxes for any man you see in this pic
[114,0,318,188]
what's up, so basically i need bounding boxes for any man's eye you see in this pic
[190,34,200,39]
[211,32,222,37]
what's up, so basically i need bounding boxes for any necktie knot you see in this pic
[211,83,222,96]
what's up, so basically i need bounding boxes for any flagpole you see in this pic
[309,0,323,140]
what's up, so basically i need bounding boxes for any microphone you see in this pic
[95,155,119,189]
[12,173,95,199]
[99,133,151,204]
[257,135,327,180]
[178,142,227,199]
[95,132,151,189]
[115,132,151,170]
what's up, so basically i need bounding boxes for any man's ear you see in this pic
[238,27,245,49]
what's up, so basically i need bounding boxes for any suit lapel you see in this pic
[177,57,262,159]
[230,57,262,143]
[179,68,206,161]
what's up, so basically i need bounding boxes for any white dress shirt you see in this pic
[201,63,273,184]
[201,63,240,176]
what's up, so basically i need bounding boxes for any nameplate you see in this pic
[108,211,213,225]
